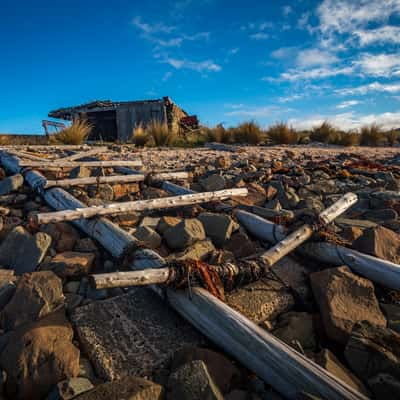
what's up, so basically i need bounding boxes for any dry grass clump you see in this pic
[50,119,92,145]
[267,122,299,144]
[310,121,342,143]
[336,131,360,146]
[146,120,176,146]
[385,130,399,146]
[232,121,264,144]
[207,124,233,143]
[132,124,149,147]
[360,124,384,146]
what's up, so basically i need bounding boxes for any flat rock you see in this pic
[0,310,80,400]
[344,321,400,381]
[198,212,235,247]
[0,226,51,274]
[226,279,294,324]
[168,360,223,400]
[310,266,386,344]
[46,252,95,278]
[200,174,226,191]
[173,239,215,261]
[132,226,162,249]
[47,377,94,400]
[353,225,400,263]
[40,222,80,253]
[157,216,181,234]
[0,174,24,196]
[164,219,206,250]
[71,288,202,380]
[1,270,64,330]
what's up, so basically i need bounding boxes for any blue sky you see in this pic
[1,0,400,133]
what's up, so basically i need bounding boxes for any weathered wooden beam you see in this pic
[18,160,143,168]
[4,149,50,162]
[57,146,108,161]
[237,208,400,291]
[44,174,145,188]
[148,171,190,183]
[33,188,249,224]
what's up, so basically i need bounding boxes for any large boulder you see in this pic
[310,266,386,344]
[344,321,400,381]
[1,271,64,330]
[0,174,24,196]
[200,175,226,191]
[45,252,95,278]
[0,310,80,400]
[74,376,163,400]
[353,226,400,263]
[171,347,242,394]
[164,219,206,250]
[168,360,223,400]
[0,226,51,274]
[40,222,80,252]
[198,212,235,247]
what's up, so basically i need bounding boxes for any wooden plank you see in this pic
[19,160,143,168]
[44,174,145,188]
[57,146,108,161]
[33,188,249,224]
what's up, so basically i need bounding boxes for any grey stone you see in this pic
[69,166,91,179]
[173,240,215,261]
[47,377,94,400]
[380,303,400,334]
[140,216,161,230]
[198,213,235,247]
[168,360,224,400]
[0,226,52,274]
[71,288,202,380]
[65,293,83,311]
[0,174,24,196]
[132,226,162,249]
[164,219,206,250]
[200,174,226,191]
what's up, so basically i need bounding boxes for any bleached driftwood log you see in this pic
[161,180,195,195]
[148,171,190,182]
[4,149,50,162]
[248,205,295,220]
[260,193,357,267]
[19,160,142,168]
[44,174,145,188]
[57,146,108,161]
[33,188,249,224]
[0,144,90,150]
[237,208,400,290]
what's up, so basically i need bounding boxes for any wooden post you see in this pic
[33,188,249,224]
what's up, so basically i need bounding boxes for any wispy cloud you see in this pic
[354,53,400,77]
[282,5,293,16]
[228,47,240,55]
[278,94,304,103]
[268,65,354,82]
[161,57,221,73]
[132,16,175,35]
[336,100,361,109]
[225,105,289,117]
[296,48,338,68]
[336,82,400,95]
[354,26,400,46]
[250,32,269,40]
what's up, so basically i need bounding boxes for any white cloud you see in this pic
[272,65,354,81]
[296,48,338,68]
[336,82,400,95]
[162,57,221,73]
[250,32,269,40]
[336,100,361,109]
[228,48,240,55]
[298,12,311,29]
[354,53,400,77]
[278,94,304,103]
[354,26,400,46]
[162,71,173,81]
[225,105,286,118]
[289,111,400,131]
[271,46,297,59]
[282,5,292,16]
[132,16,175,34]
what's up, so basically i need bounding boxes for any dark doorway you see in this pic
[86,110,117,141]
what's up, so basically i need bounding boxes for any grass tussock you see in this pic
[132,124,149,147]
[146,120,176,146]
[232,121,264,144]
[385,130,399,146]
[267,122,299,144]
[360,124,384,146]
[336,131,360,146]
[310,121,341,144]
[50,119,92,145]
[206,124,233,144]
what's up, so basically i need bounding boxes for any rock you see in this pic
[214,156,230,169]
[340,226,363,243]
[0,226,51,274]
[198,212,235,247]
[74,238,98,253]
[0,174,24,196]
[224,231,258,259]
[0,270,16,311]
[265,185,278,201]
[272,312,317,351]
[353,226,400,263]
[310,266,386,344]
[71,288,201,380]
[200,174,226,191]
[69,166,91,179]
[367,373,400,399]
[226,279,294,324]
[0,310,80,400]
[173,240,215,261]
[141,187,168,199]
[132,226,162,249]
[46,252,95,278]
[88,184,114,201]
[64,281,81,294]
[171,347,242,394]
[157,216,182,234]
[235,183,266,206]
[113,212,140,227]
[41,222,81,253]
[47,377,94,400]
[1,271,64,330]
[78,358,97,381]
[164,219,206,250]
[73,376,163,400]
[139,216,160,229]
[311,349,368,395]
[65,293,83,311]
[345,322,400,383]
[380,303,400,334]
[168,360,224,400]
[363,208,398,222]
[278,187,300,209]
[112,183,140,200]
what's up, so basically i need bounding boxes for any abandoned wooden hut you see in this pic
[48,97,192,142]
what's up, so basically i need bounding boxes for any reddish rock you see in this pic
[0,310,80,400]
[353,226,400,263]
[310,266,386,344]
[41,222,81,252]
[341,226,363,244]
[1,271,64,330]
[235,183,266,206]
[112,183,140,200]
[46,252,95,278]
